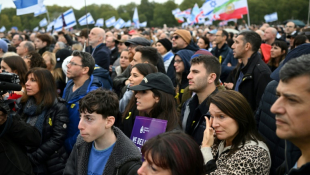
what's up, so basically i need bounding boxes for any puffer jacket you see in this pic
[20,97,69,175]
[63,126,141,175]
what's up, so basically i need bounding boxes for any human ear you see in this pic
[106,116,115,128]
[155,96,160,103]
[82,67,90,75]
[208,73,217,83]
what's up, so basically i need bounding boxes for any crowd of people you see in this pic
[0,20,310,175]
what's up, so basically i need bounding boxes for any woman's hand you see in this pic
[201,116,214,148]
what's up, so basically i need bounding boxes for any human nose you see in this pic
[135,92,140,98]
[211,117,219,128]
[270,97,285,115]
[137,161,147,175]
[78,117,84,130]
[187,72,192,80]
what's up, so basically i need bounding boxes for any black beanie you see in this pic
[157,38,172,52]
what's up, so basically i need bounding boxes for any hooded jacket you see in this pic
[174,49,194,104]
[62,75,102,153]
[63,126,141,175]
[172,39,200,53]
[93,64,113,90]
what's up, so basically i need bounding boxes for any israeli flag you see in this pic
[202,0,216,19]
[34,5,47,17]
[33,26,39,32]
[54,8,77,31]
[133,7,139,28]
[0,26,6,32]
[78,13,95,26]
[46,20,55,31]
[139,21,147,27]
[95,18,104,27]
[114,18,125,29]
[13,0,44,15]
[124,20,131,27]
[39,18,47,27]
[105,16,116,28]
[172,8,181,15]
[264,12,278,22]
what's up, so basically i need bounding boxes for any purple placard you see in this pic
[130,116,167,152]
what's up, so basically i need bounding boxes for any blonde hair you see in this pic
[42,51,56,69]
[2,52,18,58]
[72,43,83,51]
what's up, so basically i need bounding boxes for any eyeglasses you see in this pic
[172,35,179,40]
[68,61,83,67]
[118,43,124,45]
[174,60,183,63]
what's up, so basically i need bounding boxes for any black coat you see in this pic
[0,113,41,175]
[233,53,272,112]
[110,47,119,65]
[255,80,285,174]
[92,43,111,70]
[20,97,69,175]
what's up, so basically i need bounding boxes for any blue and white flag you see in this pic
[139,21,147,27]
[39,17,47,27]
[124,20,132,27]
[0,26,5,32]
[13,0,44,15]
[78,12,95,26]
[172,8,181,15]
[0,4,2,14]
[181,22,188,28]
[264,12,278,22]
[34,5,47,17]
[33,26,39,32]
[114,18,125,29]
[95,18,104,27]
[133,7,139,28]
[54,8,77,31]
[201,0,217,20]
[46,20,55,31]
[105,16,116,28]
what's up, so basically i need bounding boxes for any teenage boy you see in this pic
[63,89,141,175]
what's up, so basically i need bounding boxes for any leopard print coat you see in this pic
[201,140,271,175]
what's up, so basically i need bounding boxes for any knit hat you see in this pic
[157,38,172,52]
[0,39,8,53]
[191,49,213,59]
[271,43,310,82]
[173,29,191,44]
[129,72,175,95]
[55,49,72,68]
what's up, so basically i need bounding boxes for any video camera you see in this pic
[0,71,21,96]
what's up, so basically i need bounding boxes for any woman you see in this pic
[111,49,130,80]
[156,38,174,73]
[292,35,307,49]
[20,68,69,175]
[138,131,205,175]
[42,51,56,72]
[201,90,271,174]
[197,36,210,50]
[23,51,47,70]
[1,56,28,101]
[53,41,66,53]
[174,50,193,108]
[120,64,158,136]
[127,72,180,135]
[269,40,288,71]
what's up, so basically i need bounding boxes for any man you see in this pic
[16,41,35,58]
[159,32,169,40]
[207,29,217,49]
[106,36,119,65]
[181,55,220,144]
[62,51,103,153]
[77,28,91,52]
[58,30,75,48]
[231,31,272,112]
[112,35,130,67]
[255,29,265,41]
[12,34,23,47]
[271,55,310,174]
[34,33,52,55]
[88,27,111,70]
[255,43,310,174]
[283,21,297,41]
[29,33,36,42]
[0,39,8,60]
[264,27,277,45]
[171,29,199,52]
[211,30,236,81]
[63,89,141,175]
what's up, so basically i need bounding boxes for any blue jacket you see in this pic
[62,75,102,153]
[93,64,113,90]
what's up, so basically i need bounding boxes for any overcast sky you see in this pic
[2,0,183,10]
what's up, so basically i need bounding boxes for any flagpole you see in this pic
[84,0,89,52]
[308,0,310,26]
[46,7,51,24]
[246,0,250,26]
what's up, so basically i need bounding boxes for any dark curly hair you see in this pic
[27,51,47,69]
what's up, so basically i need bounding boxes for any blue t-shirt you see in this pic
[87,142,116,175]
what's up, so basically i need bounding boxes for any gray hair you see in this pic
[56,41,66,49]
[280,54,310,83]
[24,41,35,52]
